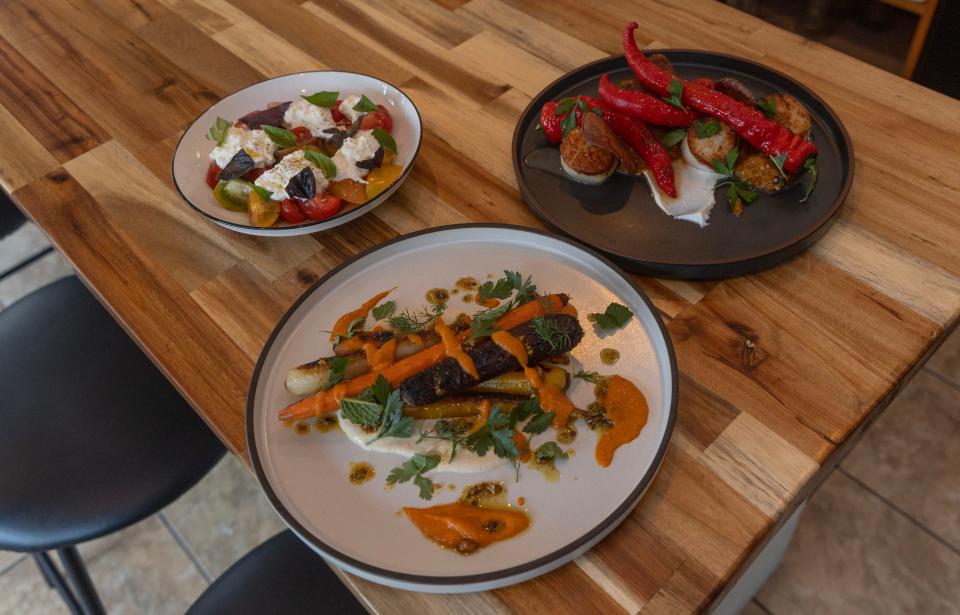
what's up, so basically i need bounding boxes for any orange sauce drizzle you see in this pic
[362,338,397,372]
[513,430,531,462]
[436,318,478,379]
[467,399,492,435]
[329,289,393,343]
[477,298,501,308]
[402,503,529,552]
[595,376,649,468]
[516,497,525,506]
[491,330,575,428]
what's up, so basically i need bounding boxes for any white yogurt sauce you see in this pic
[331,130,380,182]
[254,150,329,200]
[283,99,337,138]
[338,413,508,473]
[643,138,726,227]
[209,126,276,168]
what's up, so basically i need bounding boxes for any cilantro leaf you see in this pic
[508,398,541,427]
[693,119,721,138]
[303,149,337,179]
[477,276,513,302]
[523,411,555,435]
[386,453,440,500]
[352,95,378,113]
[662,78,685,110]
[371,127,397,154]
[588,302,633,331]
[321,356,350,391]
[340,398,381,427]
[413,474,435,500]
[260,124,296,148]
[207,116,231,145]
[505,270,536,303]
[661,128,686,148]
[372,301,396,321]
[756,97,777,119]
[491,428,519,459]
[369,389,412,443]
[534,441,568,463]
[302,91,339,108]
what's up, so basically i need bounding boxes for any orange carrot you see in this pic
[279,293,567,421]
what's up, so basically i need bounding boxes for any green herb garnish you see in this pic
[371,127,397,154]
[340,375,411,444]
[799,157,818,203]
[756,97,777,119]
[388,302,445,334]
[207,116,231,145]
[574,370,607,384]
[251,185,272,202]
[554,97,577,116]
[302,91,339,108]
[352,95,378,113]
[523,411,555,435]
[386,453,440,500]
[303,150,337,179]
[712,147,758,214]
[531,315,571,352]
[534,441,568,464]
[340,396,381,427]
[693,119,721,138]
[588,303,633,331]
[321,356,350,391]
[372,300,396,321]
[504,271,536,304]
[662,78,685,110]
[770,152,788,177]
[476,277,513,302]
[560,105,578,139]
[261,124,296,148]
[468,315,499,340]
[661,128,686,148]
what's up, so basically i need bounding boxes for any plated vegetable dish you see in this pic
[538,23,819,226]
[278,272,650,555]
[204,91,400,227]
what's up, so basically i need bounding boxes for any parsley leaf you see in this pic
[491,428,519,459]
[799,157,818,204]
[662,78,685,110]
[303,150,337,179]
[371,127,397,154]
[372,300,396,321]
[508,398,541,426]
[477,277,513,302]
[661,128,686,148]
[756,97,777,119]
[534,441,568,464]
[693,119,721,138]
[260,124,296,148]
[302,91,339,108]
[352,95,378,113]
[207,116,231,145]
[321,356,350,391]
[588,302,633,331]
[386,453,440,500]
[710,147,759,213]
[523,411,555,435]
[531,315,571,352]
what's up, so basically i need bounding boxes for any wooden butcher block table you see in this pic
[2,0,958,612]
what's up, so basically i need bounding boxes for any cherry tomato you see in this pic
[290,126,314,146]
[205,162,221,189]
[360,104,393,132]
[242,166,267,182]
[300,194,342,220]
[330,100,347,124]
[279,199,307,223]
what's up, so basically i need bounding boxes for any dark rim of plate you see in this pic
[246,223,679,587]
[171,70,423,232]
[512,51,855,277]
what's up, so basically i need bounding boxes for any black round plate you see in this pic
[512,51,854,279]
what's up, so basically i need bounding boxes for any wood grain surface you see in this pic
[4,0,959,612]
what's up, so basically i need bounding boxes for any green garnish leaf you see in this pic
[561,106,578,139]
[372,300,396,321]
[477,277,513,302]
[508,398,541,427]
[345,317,365,339]
[534,441,568,464]
[251,185,272,202]
[588,302,633,331]
[352,94,378,113]
[321,356,350,391]
[467,314,499,340]
[386,453,440,500]
[303,149,337,179]
[368,388,412,443]
[770,152,788,177]
[756,97,777,119]
[261,124,296,148]
[207,116,231,145]
[388,302,445,334]
[340,397,381,427]
[711,146,740,177]
[360,374,392,405]
[661,128,686,148]
[531,315,571,352]
[504,270,536,304]
[554,97,576,115]
[371,127,397,154]
[799,157,818,204]
[693,119,721,138]
[491,428,520,459]
[523,411,555,435]
[302,91,339,108]
[574,370,607,384]
[662,78,685,110]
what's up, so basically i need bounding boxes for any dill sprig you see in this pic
[531,315,571,352]
[387,301,446,334]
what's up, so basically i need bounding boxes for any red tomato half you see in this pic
[300,194,342,220]
[290,126,314,146]
[330,100,347,124]
[279,199,307,224]
[360,104,393,132]
[205,162,221,189]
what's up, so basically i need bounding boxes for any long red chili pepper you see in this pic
[600,106,677,197]
[539,96,603,144]
[622,22,816,173]
[598,74,695,127]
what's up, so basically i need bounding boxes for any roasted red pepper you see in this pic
[600,107,677,197]
[539,95,603,144]
[622,22,816,174]
[598,74,695,127]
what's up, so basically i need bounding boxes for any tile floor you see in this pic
[0,221,957,614]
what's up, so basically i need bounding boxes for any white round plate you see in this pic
[247,225,678,592]
[172,71,422,236]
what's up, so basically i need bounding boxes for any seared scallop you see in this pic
[734,149,788,194]
[760,93,812,137]
[560,127,616,184]
[686,119,737,169]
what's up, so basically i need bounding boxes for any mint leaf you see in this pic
[303,149,337,179]
[251,185,272,202]
[588,302,633,331]
[340,398,381,427]
[693,119,721,138]
[371,128,397,154]
[302,91,339,108]
[207,116,231,145]
[662,78,685,110]
[523,411,555,435]
[261,124,296,148]
[369,389,412,442]
[321,356,350,391]
[372,300,396,321]
[352,95,378,113]
[661,128,686,148]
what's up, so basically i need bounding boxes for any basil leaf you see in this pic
[661,128,687,148]
[693,119,721,138]
[372,300,396,321]
[251,185,272,202]
[207,116,231,145]
[352,94,378,113]
[303,149,337,179]
[371,127,397,154]
[260,124,296,148]
[302,91,339,108]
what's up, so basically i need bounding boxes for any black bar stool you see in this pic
[188,531,365,615]
[0,276,225,614]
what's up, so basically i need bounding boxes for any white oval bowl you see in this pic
[247,225,679,592]
[172,71,422,236]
